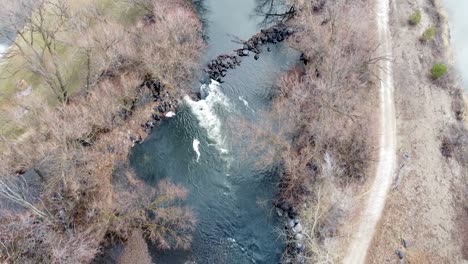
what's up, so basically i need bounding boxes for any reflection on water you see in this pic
[442,0,468,90]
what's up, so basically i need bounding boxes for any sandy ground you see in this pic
[366,0,467,263]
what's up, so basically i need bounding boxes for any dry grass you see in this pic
[0,0,202,262]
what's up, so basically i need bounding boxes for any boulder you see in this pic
[292,223,303,233]
[157,105,165,113]
[276,207,284,217]
[295,242,304,252]
[295,233,303,240]
[395,249,404,260]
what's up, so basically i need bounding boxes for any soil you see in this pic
[343,0,397,262]
[366,0,467,263]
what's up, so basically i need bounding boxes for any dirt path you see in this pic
[342,0,397,262]
[366,0,467,262]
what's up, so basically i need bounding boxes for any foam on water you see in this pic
[0,44,6,58]
[238,96,255,112]
[193,139,201,162]
[184,80,230,154]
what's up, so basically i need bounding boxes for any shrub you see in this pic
[440,125,468,166]
[430,63,448,79]
[421,26,436,42]
[409,10,421,26]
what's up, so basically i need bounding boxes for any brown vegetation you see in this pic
[238,0,380,262]
[0,0,203,262]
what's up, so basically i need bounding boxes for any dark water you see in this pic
[130,0,299,263]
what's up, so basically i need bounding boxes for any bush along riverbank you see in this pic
[255,0,381,263]
[0,0,203,262]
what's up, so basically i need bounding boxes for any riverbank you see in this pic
[367,0,467,262]
[261,0,381,263]
[0,0,203,262]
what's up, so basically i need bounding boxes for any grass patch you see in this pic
[421,26,436,42]
[0,0,149,138]
[430,63,448,79]
[409,10,421,26]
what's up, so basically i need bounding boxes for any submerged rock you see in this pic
[276,207,284,217]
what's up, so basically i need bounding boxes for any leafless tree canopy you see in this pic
[234,0,381,261]
[0,0,203,262]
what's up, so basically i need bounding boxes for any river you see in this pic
[442,0,468,90]
[129,0,299,263]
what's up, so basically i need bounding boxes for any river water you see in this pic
[130,0,299,263]
[442,0,468,90]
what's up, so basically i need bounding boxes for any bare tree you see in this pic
[0,178,47,218]
[1,0,72,103]
[254,0,296,26]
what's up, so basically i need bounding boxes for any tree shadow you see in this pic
[252,0,296,27]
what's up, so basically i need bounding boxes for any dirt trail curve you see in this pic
[342,0,397,263]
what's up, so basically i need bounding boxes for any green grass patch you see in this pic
[430,63,448,79]
[409,10,421,26]
[421,26,436,42]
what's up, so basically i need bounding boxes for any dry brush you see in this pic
[0,0,203,262]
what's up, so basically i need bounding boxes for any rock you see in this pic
[152,114,161,121]
[295,233,303,240]
[165,111,176,118]
[395,249,404,260]
[292,223,303,233]
[287,219,295,228]
[146,121,154,128]
[254,54,260,60]
[402,239,409,248]
[267,47,271,52]
[297,255,306,264]
[295,242,304,251]
[276,207,284,217]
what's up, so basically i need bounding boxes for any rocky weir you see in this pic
[204,23,295,83]
[136,22,296,139]
[129,0,309,263]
